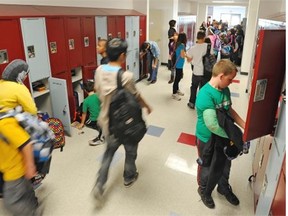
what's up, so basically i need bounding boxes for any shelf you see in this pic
[72,75,82,83]
[33,89,50,98]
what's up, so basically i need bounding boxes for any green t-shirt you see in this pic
[82,94,100,121]
[195,83,231,143]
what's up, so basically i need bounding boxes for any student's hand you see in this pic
[77,123,84,129]
[146,105,153,115]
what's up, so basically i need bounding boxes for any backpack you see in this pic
[213,35,221,51]
[109,69,147,143]
[46,118,65,151]
[203,44,216,78]
[0,107,55,175]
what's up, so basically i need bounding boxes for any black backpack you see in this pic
[109,69,147,143]
[203,44,216,78]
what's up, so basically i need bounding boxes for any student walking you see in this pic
[92,38,152,203]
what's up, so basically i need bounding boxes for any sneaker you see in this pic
[187,102,195,109]
[89,137,103,146]
[150,80,157,84]
[124,172,139,188]
[172,94,181,101]
[0,193,2,199]
[147,78,151,82]
[198,187,215,209]
[177,90,184,96]
[217,186,240,206]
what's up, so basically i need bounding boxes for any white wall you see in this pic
[259,1,286,21]
[133,0,147,14]
[0,0,134,9]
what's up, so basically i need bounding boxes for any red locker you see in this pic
[107,16,125,40]
[45,17,69,76]
[107,16,117,40]
[139,16,146,46]
[82,65,96,82]
[0,18,30,89]
[243,30,285,141]
[65,16,83,69]
[116,16,125,40]
[81,16,96,66]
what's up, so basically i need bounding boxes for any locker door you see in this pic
[107,16,116,40]
[243,30,285,141]
[20,18,51,83]
[81,16,96,66]
[46,17,68,76]
[49,77,72,136]
[139,16,146,46]
[65,17,83,69]
[132,16,139,50]
[95,16,107,66]
[0,18,30,89]
[82,65,96,82]
[125,16,133,51]
[116,16,125,40]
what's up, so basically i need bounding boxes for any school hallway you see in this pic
[0,63,254,216]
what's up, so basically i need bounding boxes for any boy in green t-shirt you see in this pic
[78,81,102,146]
[195,59,245,209]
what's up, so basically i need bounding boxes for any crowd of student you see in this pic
[0,17,247,214]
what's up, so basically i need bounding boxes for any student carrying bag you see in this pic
[109,69,147,143]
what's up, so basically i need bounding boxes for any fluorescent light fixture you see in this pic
[212,1,235,3]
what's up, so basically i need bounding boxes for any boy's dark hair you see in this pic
[204,37,211,43]
[197,31,206,40]
[107,38,128,61]
[140,42,149,52]
[169,19,176,27]
[83,81,94,92]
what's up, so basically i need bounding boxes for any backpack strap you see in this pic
[116,68,124,90]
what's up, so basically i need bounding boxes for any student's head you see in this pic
[83,81,94,93]
[212,59,237,89]
[141,42,150,53]
[107,38,128,62]
[2,59,29,84]
[176,32,187,46]
[97,39,107,55]
[169,19,176,28]
[197,31,206,41]
[204,37,211,44]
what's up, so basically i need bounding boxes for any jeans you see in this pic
[172,68,183,94]
[189,74,205,104]
[96,134,138,188]
[150,60,159,81]
[3,177,39,216]
[196,138,231,196]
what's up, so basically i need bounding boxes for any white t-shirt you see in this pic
[187,43,208,76]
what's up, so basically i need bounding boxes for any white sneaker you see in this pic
[177,90,184,96]
[89,137,103,146]
[172,94,181,101]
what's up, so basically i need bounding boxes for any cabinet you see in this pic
[45,17,69,76]
[0,18,30,88]
[20,17,71,135]
[125,16,140,80]
[95,16,108,66]
[81,16,96,66]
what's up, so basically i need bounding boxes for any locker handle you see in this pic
[63,105,67,115]
[127,65,129,70]
[133,30,136,37]
[134,62,136,67]
[126,32,129,38]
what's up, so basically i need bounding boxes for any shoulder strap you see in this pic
[116,68,124,90]
[206,44,211,55]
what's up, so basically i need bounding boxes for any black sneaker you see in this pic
[198,187,215,209]
[124,172,139,188]
[217,186,240,206]
[0,193,2,199]
[187,102,195,109]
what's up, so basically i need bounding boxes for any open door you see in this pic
[243,30,285,141]
[49,77,72,136]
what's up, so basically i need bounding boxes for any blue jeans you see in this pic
[150,61,159,81]
[96,135,139,188]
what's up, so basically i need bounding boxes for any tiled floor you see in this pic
[0,63,254,216]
